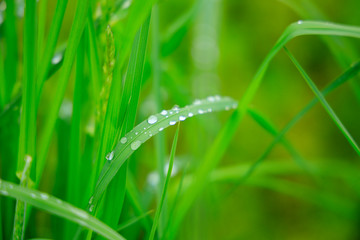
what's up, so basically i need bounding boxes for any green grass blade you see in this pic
[167,20,360,239]
[101,15,152,228]
[149,124,180,240]
[36,0,48,66]
[151,5,167,233]
[284,47,360,155]
[13,0,37,237]
[65,34,86,238]
[117,210,154,232]
[85,7,102,106]
[89,96,237,210]
[279,0,360,101]
[160,0,200,57]
[247,108,313,174]
[233,61,360,187]
[0,179,125,240]
[37,0,89,182]
[36,0,69,101]
[4,0,18,96]
[0,43,6,108]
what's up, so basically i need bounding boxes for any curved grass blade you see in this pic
[88,96,238,210]
[167,20,360,239]
[278,0,360,101]
[149,124,180,240]
[284,47,360,155]
[0,179,125,240]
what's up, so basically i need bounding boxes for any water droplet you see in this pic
[89,204,94,212]
[8,184,13,189]
[188,112,194,117]
[30,193,36,198]
[208,108,212,112]
[148,115,158,124]
[159,127,164,131]
[161,110,168,116]
[193,99,201,105]
[52,53,63,65]
[214,95,221,101]
[56,199,62,204]
[89,196,93,205]
[135,132,138,135]
[225,106,230,111]
[172,105,180,110]
[74,209,89,219]
[232,103,238,109]
[106,151,114,161]
[0,190,9,196]
[149,133,153,137]
[297,20,303,24]
[198,109,205,114]
[207,96,215,102]
[169,121,176,125]
[40,193,49,200]
[179,116,186,121]
[120,137,127,144]
[131,140,141,150]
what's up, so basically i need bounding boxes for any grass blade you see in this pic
[149,123,180,240]
[117,210,154,232]
[36,0,69,101]
[89,96,238,210]
[167,20,360,239]
[13,0,37,238]
[37,0,89,182]
[232,60,360,188]
[284,47,360,155]
[4,0,18,96]
[0,179,125,240]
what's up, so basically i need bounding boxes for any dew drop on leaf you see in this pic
[147,115,158,124]
[131,140,141,150]
[106,151,114,161]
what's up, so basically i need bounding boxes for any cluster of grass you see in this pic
[0,0,360,239]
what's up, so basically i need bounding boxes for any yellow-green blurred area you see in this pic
[1,0,360,239]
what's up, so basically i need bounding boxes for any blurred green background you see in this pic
[1,0,360,239]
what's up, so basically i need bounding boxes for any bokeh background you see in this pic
[1,0,360,239]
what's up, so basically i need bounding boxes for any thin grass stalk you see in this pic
[167,21,360,239]
[4,0,18,96]
[13,0,37,238]
[149,124,179,240]
[37,0,89,182]
[284,47,360,155]
[36,0,69,102]
[65,34,86,238]
[151,5,167,236]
